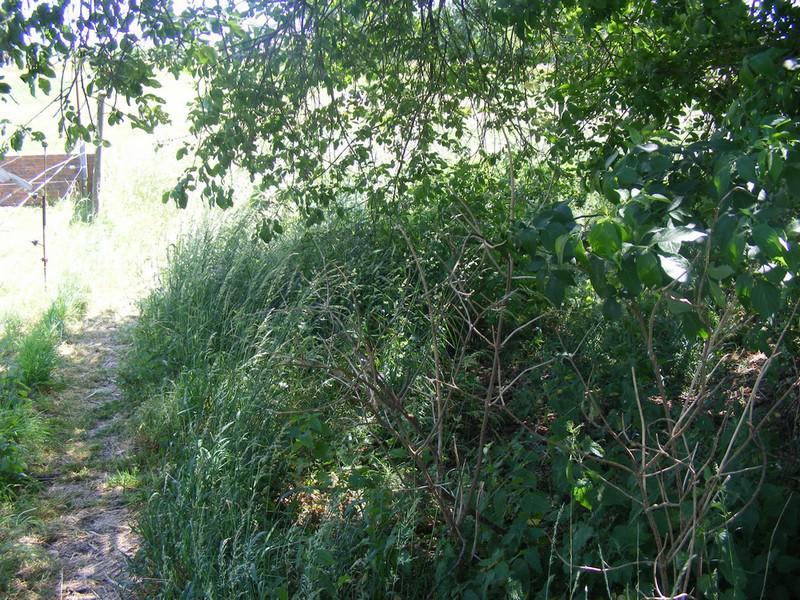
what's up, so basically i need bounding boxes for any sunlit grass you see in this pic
[107,467,140,491]
[0,69,217,320]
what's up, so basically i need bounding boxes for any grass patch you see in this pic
[123,212,445,597]
[107,467,140,491]
[0,284,88,594]
[1,285,86,491]
[90,397,128,421]
[0,495,59,597]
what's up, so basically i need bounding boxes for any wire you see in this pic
[0,154,82,226]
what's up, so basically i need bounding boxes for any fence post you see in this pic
[91,94,105,216]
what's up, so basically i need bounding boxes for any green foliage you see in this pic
[16,285,86,390]
[124,211,452,597]
[0,0,173,154]
[126,171,800,598]
[0,287,85,491]
[4,0,796,595]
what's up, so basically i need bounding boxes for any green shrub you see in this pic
[125,185,800,598]
[14,284,86,391]
[16,325,59,391]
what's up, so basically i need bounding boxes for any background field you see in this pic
[0,71,209,319]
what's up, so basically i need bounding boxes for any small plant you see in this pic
[16,325,59,391]
[71,195,94,224]
[107,467,140,490]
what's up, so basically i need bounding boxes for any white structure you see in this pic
[0,166,32,191]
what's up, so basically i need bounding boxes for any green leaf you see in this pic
[572,479,593,510]
[726,233,746,265]
[554,233,569,265]
[541,221,568,253]
[10,130,23,151]
[584,438,604,458]
[787,245,800,273]
[573,236,589,267]
[751,278,780,318]
[628,127,643,145]
[587,255,611,298]
[517,227,538,256]
[748,48,781,78]
[735,155,758,182]
[751,224,785,259]
[601,172,621,203]
[713,214,738,250]
[257,221,273,243]
[714,158,732,197]
[681,312,708,340]
[601,297,623,320]
[764,265,786,285]
[588,219,622,260]
[636,252,662,287]
[708,278,726,308]
[544,276,566,307]
[652,226,707,253]
[616,165,638,187]
[783,166,800,194]
[666,297,694,314]
[618,254,642,296]
[519,492,550,518]
[659,254,691,282]
[736,273,753,305]
[708,264,735,280]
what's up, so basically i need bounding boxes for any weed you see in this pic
[107,467,140,490]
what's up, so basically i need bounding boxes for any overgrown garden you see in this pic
[3,0,800,597]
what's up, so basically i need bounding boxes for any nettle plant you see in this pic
[512,51,800,596]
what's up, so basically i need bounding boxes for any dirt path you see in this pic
[13,311,140,599]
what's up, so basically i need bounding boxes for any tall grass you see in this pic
[13,284,86,390]
[124,212,441,598]
[0,285,86,491]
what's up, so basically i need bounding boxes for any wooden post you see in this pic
[91,94,105,216]
[75,83,88,197]
[42,150,48,292]
[79,141,88,197]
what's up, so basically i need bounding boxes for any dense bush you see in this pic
[124,160,799,597]
[4,0,800,596]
